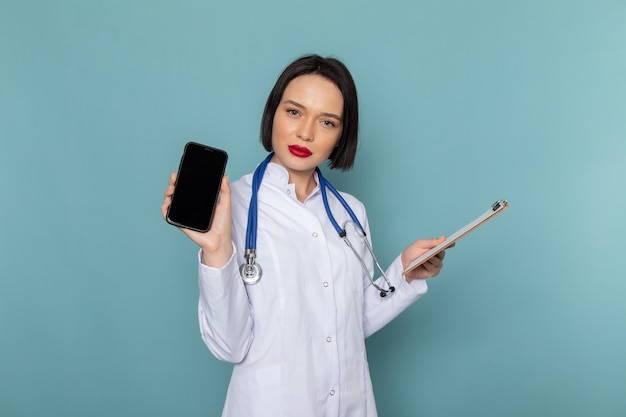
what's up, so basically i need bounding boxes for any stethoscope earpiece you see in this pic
[380,286,395,297]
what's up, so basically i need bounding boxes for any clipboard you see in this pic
[403,200,509,274]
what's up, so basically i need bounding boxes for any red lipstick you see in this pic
[288,145,312,158]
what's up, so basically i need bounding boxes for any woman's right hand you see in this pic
[161,172,234,268]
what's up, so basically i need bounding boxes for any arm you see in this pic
[361,219,448,338]
[197,248,254,363]
[162,173,254,362]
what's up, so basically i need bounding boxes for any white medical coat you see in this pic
[197,162,428,417]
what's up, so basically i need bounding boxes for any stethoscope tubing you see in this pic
[245,153,273,250]
[241,153,394,296]
[316,167,366,238]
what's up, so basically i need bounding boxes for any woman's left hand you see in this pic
[401,236,449,282]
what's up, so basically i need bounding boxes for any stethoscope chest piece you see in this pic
[239,153,394,296]
[240,248,262,285]
[240,262,262,285]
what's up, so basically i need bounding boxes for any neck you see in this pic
[268,154,318,203]
[290,170,317,203]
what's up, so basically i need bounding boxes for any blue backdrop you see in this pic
[1,0,625,416]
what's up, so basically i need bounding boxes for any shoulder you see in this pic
[335,188,367,219]
[337,189,364,208]
[230,172,252,193]
[230,173,253,209]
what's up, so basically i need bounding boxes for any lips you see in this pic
[288,145,313,158]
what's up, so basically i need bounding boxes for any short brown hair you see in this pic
[260,55,359,171]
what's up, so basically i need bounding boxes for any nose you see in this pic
[296,118,314,142]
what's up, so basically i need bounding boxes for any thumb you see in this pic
[416,236,446,249]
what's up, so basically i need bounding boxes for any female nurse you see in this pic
[161,55,449,417]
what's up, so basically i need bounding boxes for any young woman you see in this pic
[161,55,448,417]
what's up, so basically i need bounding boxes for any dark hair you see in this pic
[260,55,359,171]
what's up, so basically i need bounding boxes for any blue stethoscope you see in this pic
[239,153,395,297]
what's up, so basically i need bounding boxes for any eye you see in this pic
[322,120,336,128]
[287,108,300,116]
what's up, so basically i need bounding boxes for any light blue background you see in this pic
[1,0,625,416]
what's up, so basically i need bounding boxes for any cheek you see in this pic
[271,114,289,141]
[269,119,280,149]
[328,132,342,149]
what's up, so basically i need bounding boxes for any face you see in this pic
[270,74,344,178]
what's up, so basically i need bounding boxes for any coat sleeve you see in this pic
[197,247,254,363]
[362,255,428,338]
[358,209,429,338]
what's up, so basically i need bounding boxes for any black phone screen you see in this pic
[166,142,228,232]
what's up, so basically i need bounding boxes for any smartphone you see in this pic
[166,142,228,232]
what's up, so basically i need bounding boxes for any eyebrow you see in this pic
[282,99,343,122]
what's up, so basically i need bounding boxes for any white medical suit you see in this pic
[197,162,428,416]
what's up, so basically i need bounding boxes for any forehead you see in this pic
[282,74,344,112]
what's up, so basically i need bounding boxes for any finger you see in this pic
[161,200,169,219]
[421,257,442,275]
[162,173,178,219]
[215,175,230,209]
[163,172,178,200]
[422,259,442,277]
[428,254,443,268]
[220,174,230,195]
[415,236,446,249]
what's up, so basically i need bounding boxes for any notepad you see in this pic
[403,200,509,274]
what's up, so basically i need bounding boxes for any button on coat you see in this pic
[197,163,428,417]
